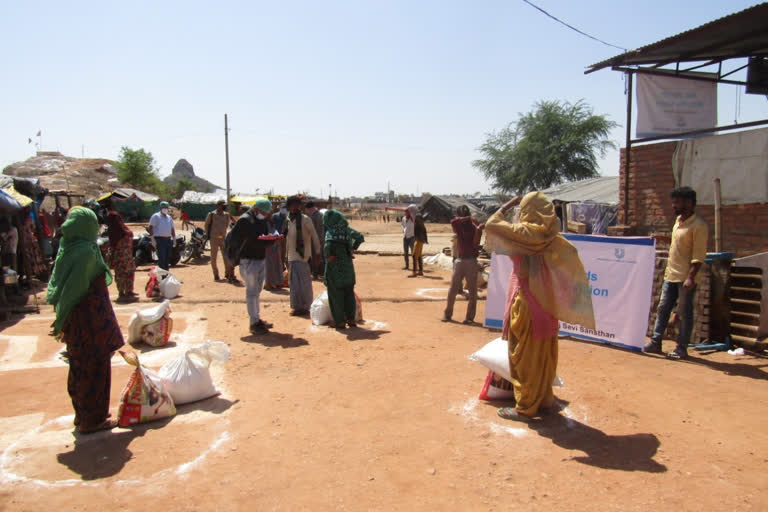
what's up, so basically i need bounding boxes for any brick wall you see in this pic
[619,142,768,257]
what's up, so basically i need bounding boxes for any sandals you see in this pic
[497,407,533,423]
[78,419,118,434]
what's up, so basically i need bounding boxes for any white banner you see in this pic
[484,235,656,352]
[636,74,717,138]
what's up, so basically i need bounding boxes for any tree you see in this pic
[174,178,196,199]
[115,146,166,197]
[473,100,617,194]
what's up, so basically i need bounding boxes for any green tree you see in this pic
[473,100,617,194]
[115,146,167,197]
[174,178,196,199]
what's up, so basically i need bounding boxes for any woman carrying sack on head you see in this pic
[323,209,364,329]
[483,192,595,422]
[47,207,125,433]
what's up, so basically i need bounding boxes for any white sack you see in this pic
[469,337,563,387]
[159,341,231,405]
[127,300,172,344]
[157,270,182,299]
[310,291,332,326]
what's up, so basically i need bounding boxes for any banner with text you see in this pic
[636,73,717,138]
[484,235,656,351]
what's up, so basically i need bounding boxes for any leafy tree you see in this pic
[174,178,196,199]
[473,100,617,194]
[115,146,167,197]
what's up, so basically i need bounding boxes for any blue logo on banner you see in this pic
[615,248,625,260]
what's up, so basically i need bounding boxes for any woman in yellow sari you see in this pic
[484,192,595,422]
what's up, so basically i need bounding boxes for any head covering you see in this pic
[484,191,595,330]
[216,200,226,206]
[106,211,131,247]
[47,208,112,335]
[323,209,364,251]
[406,204,418,219]
[159,201,170,209]
[253,198,272,214]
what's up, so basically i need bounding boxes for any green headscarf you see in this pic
[323,209,364,251]
[47,207,112,335]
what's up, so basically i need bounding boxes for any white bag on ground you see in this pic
[469,337,563,387]
[155,268,182,299]
[159,340,231,405]
[310,291,332,326]
[127,300,173,346]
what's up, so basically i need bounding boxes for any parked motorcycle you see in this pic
[133,228,186,267]
[180,227,208,264]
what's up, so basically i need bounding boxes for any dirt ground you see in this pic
[1,219,767,511]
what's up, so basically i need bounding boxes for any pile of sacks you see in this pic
[145,266,182,299]
[116,341,231,427]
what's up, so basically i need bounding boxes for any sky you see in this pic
[2,0,767,198]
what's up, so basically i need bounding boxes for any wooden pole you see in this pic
[714,178,722,252]
[224,114,231,205]
[624,72,633,226]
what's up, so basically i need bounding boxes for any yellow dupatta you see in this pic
[484,191,595,330]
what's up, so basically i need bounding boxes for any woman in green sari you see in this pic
[47,207,124,433]
[323,209,364,329]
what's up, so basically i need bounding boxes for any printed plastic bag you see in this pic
[469,337,563,391]
[127,300,173,347]
[117,351,177,427]
[478,370,516,400]
[159,341,231,405]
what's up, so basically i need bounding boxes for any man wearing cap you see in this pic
[148,201,176,270]
[227,198,279,334]
[205,200,237,282]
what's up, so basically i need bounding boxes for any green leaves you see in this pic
[473,100,617,194]
[115,146,167,198]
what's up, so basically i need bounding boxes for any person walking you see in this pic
[644,187,708,360]
[305,201,325,279]
[205,200,237,282]
[323,209,364,329]
[484,192,595,422]
[227,198,279,334]
[105,211,137,302]
[148,201,175,271]
[285,196,321,316]
[401,205,416,270]
[47,207,124,433]
[443,205,484,324]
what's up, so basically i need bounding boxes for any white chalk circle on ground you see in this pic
[414,288,449,301]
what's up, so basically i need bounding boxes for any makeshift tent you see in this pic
[109,187,161,221]
[178,190,228,220]
[419,194,488,223]
[0,189,23,215]
[541,177,619,234]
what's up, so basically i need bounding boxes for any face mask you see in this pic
[161,208,169,215]
[279,208,288,216]
[255,213,266,220]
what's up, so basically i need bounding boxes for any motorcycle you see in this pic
[180,226,208,264]
[133,228,186,267]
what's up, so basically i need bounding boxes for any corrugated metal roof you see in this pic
[587,3,768,73]
[541,176,619,204]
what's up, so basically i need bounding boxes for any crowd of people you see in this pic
[38,186,708,433]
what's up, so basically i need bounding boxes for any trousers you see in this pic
[650,281,696,349]
[403,236,415,267]
[444,258,479,322]
[210,238,234,279]
[240,258,266,324]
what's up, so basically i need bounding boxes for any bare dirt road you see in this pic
[1,220,767,511]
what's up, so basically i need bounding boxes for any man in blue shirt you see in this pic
[148,201,176,270]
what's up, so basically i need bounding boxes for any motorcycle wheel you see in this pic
[180,243,195,264]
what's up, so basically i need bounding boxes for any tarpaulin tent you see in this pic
[109,187,161,221]
[178,190,229,220]
[0,189,23,215]
[419,194,488,223]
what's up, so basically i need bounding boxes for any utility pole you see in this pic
[224,114,231,204]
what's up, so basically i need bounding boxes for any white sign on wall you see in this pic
[636,74,717,138]
[484,235,656,352]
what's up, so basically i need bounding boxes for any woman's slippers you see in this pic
[497,407,534,423]
[78,419,118,434]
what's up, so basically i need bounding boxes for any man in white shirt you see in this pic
[401,205,416,270]
[285,196,321,316]
[148,201,176,270]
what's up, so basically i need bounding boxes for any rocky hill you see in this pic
[2,152,121,197]
[163,159,222,193]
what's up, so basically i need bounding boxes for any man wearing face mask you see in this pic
[205,200,237,283]
[227,198,279,334]
[148,201,176,270]
[285,196,321,316]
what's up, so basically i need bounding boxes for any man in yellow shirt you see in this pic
[644,187,708,360]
